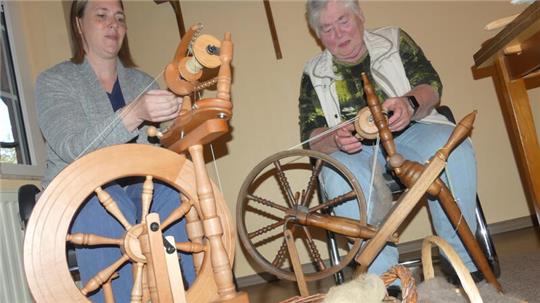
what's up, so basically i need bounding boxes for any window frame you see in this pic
[0,1,45,179]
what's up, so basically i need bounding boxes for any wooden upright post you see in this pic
[189,144,249,303]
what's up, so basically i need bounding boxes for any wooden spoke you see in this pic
[81,254,130,296]
[248,220,285,240]
[300,158,323,207]
[175,241,207,253]
[301,226,326,271]
[308,190,357,213]
[271,238,288,268]
[270,223,296,268]
[246,205,283,222]
[131,262,144,303]
[252,231,285,247]
[247,194,290,212]
[67,233,122,246]
[95,187,132,230]
[161,200,193,230]
[141,176,154,221]
[273,160,296,208]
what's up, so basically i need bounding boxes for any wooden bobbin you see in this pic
[178,56,203,82]
[193,34,222,69]
[354,107,379,140]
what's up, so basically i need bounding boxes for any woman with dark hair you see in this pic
[35,0,195,301]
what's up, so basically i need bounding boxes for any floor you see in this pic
[238,226,540,303]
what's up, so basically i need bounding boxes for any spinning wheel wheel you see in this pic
[24,144,234,302]
[236,149,370,282]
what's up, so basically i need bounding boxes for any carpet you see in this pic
[498,251,540,303]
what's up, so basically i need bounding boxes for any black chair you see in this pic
[18,184,41,230]
[18,184,80,276]
[322,105,500,285]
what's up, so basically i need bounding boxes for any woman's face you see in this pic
[77,0,127,61]
[318,0,366,64]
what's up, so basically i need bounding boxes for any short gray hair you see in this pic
[306,0,364,37]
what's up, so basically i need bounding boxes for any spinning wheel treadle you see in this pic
[23,145,234,302]
[236,149,368,282]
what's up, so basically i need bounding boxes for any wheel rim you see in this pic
[24,144,234,302]
[236,149,367,282]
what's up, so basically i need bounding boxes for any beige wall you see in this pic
[7,1,536,279]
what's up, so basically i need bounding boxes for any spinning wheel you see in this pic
[237,71,502,297]
[24,24,249,302]
[236,149,372,282]
[24,145,234,302]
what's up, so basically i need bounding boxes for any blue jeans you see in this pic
[71,180,196,302]
[321,122,478,275]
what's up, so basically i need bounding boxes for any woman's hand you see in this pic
[135,90,182,122]
[334,123,362,154]
[121,89,182,131]
[383,97,413,132]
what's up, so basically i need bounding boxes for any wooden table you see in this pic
[472,2,540,219]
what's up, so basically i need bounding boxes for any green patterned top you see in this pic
[298,29,442,145]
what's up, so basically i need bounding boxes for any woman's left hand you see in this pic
[383,97,413,132]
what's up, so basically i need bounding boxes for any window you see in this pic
[1,4,30,165]
[0,1,44,178]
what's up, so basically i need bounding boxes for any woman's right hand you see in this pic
[334,123,363,154]
[309,123,362,155]
[121,89,182,131]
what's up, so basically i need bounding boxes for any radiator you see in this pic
[0,190,32,302]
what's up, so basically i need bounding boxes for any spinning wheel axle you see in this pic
[284,209,397,242]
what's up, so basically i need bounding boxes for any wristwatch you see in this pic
[405,95,419,115]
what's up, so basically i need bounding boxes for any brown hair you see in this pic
[69,0,136,67]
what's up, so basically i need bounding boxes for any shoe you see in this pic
[439,256,485,286]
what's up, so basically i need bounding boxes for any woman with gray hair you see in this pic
[299,0,479,285]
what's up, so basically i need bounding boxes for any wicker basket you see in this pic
[279,264,417,303]
[279,293,326,303]
[421,235,482,303]
[380,265,418,302]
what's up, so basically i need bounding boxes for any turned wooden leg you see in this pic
[189,144,249,303]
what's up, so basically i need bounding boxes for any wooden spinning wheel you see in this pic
[236,149,373,282]
[24,24,249,302]
[237,71,502,297]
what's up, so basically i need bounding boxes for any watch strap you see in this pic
[406,95,419,115]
